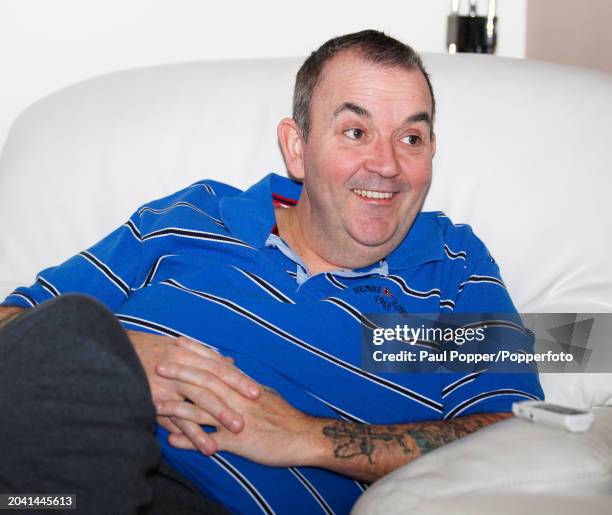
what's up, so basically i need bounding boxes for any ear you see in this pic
[277,118,305,180]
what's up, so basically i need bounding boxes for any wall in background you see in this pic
[0,0,526,150]
[526,0,612,73]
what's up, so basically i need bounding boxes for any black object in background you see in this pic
[447,0,497,54]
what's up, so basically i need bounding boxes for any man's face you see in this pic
[296,52,435,259]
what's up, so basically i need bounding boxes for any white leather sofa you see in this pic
[1,53,611,513]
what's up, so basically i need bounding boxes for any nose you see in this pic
[363,137,400,178]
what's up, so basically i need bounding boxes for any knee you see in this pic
[34,294,119,332]
[11,294,133,362]
[42,293,113,318]
[16,294,151,400]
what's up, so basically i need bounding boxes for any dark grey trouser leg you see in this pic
[0,295,160,514]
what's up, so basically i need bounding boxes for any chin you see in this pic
[350,227,397,249]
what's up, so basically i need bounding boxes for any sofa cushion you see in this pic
[352,407,612,514]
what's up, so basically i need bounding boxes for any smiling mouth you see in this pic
[352,188,395,200]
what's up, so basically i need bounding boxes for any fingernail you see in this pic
[248,385,259,397]
[231,418,242,431]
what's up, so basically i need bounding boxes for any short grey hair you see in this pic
[293,29,436,140]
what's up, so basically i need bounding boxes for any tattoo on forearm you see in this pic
[322,413,510,464]
[322,422,415,464]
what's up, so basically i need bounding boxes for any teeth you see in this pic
[352,189,394,200]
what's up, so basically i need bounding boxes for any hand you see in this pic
[156,378,319,466]
[129,331,260,454]
[0,306,25,329]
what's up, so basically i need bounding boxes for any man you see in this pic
[0,30,543,514]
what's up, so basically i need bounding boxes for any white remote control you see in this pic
[512,400,594,432]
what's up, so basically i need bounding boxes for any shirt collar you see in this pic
[265,232,390,284]
[384,211,444,269]
[218,173,301,248]
[218,172,444,270]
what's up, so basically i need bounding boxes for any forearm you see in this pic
[304,412,512,483]
[0,306,26,329]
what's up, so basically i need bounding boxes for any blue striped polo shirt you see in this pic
[3,173,544,514]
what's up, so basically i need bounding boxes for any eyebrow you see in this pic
[333,102,432,128]
[405,111,432,128]
[333,102,370,118]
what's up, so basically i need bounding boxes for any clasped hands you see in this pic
[130,331,316,466]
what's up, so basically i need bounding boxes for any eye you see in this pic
[401,134,422,145]
[344,128,365,140]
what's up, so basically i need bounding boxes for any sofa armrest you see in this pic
[352,407,612,514]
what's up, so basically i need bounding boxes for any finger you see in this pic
[157,358,259,401]
[154,362,248,433]
[149,384,184,406]
[176,338,239,371]
[205,429,228,454]
[156,400,219,427]
[167,432,197,450]
[157,415,184,434]
[176,381,244,433]
[171,417,217,455]
[175,337,226,360]
[167,418,197,450]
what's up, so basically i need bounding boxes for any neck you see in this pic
[274,206,329,275]
[274,204,385,276]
